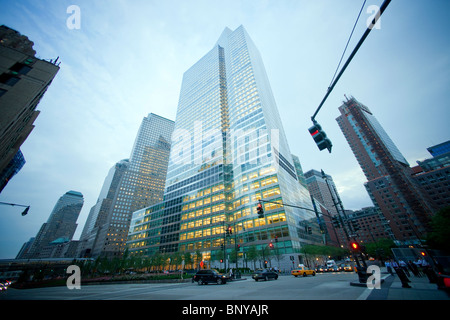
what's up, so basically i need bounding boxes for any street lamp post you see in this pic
[0,201,30,216]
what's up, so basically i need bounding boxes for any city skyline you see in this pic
[0,0,449,259]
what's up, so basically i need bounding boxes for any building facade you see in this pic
[336,96,435,245]
[0,25,60,192]
[127,26,322,270]
[305,169,348,247]
[346,206,391,244]
[21,191,84,259]
[412,140,450,211]
[79,113,174,258]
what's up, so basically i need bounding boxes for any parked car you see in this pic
[291,266,316,277]
[192,269,229,285]
[252,269,278,281]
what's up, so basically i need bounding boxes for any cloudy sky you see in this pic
[0,0,449,259]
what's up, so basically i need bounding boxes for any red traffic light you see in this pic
[350,242,360,251]
[269,242,274,249]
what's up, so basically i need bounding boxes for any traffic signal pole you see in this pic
[310,0,391,122]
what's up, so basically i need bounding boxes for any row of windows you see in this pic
[179,213,287,241]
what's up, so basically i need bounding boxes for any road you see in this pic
[1,272,369,300]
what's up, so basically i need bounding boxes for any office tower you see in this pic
[23,191,83,259]
[304,169,341,216]
[0,25,60,192]
[77,159,129,257]
[304,169,347,247]
[412,140,450,210]
[336,96,434,245]
[128,26,321,269]
[82,113,174,258]
[15,237,34,259]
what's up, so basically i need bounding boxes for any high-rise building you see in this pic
[412,140,450,211]
[80,113,174,258]
[304,169,346,247]
[127,26,322,269]
[336,96,434,245]
[22,190,84,259]
[0,25,60,192]
[77,159,129,257]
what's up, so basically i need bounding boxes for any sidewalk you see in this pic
[385,272,449,300]
[365,267,450,300]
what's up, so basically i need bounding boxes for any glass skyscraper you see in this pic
[79,113,174,258]
[23,190,84,259]
[128,26,322,268]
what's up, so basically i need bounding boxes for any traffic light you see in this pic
[226,226,232,236]
[350,242,360,251]
[257,202,264,218]
[236,244,241,251]
[308,121,332,153]
[269,242,274,249]
[221,243,225,250]
[331,216,340,228]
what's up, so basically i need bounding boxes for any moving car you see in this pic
[291,266,316,277]
[252,269,278,281]
[192,269,229,285]
[315,265,326,273]
[343,265,354,272]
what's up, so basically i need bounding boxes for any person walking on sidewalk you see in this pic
[407,260,420,277]
[399,260,410,277]
[393,260,411,288]
[385,260,394,276]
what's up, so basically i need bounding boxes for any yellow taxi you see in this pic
[291,266,316,277]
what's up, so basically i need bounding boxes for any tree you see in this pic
[183,252,193,270]
[195,250,203,269]
[364,238,396,261]
[426,206,450,253]
[246,245,259,271]
[171,251,183,270]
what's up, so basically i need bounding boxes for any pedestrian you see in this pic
[408,260,419,277]
[399,260,410,277]
[385,260,393,275]
[392,260,411,288]
[414,258,424,277]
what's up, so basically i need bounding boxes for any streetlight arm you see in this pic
[0,201,29,208]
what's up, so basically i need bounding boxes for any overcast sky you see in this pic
[0,0,449,259]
